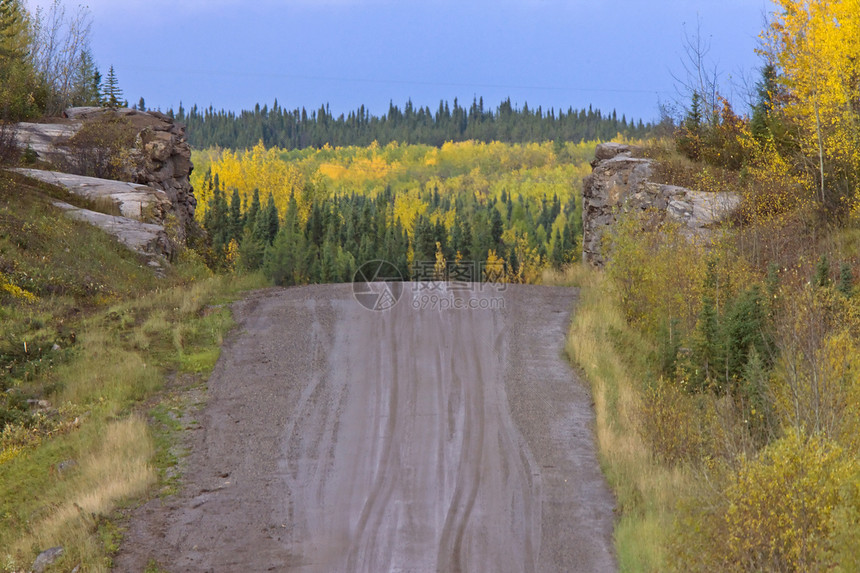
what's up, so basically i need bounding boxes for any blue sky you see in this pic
[29,0,775,123]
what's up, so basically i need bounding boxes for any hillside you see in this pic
[0,148,261,571]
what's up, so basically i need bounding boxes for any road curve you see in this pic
[115,283,616,572]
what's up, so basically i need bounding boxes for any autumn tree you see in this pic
[0,0,46,120]
[30,0,96,113]
[764,0,860,210]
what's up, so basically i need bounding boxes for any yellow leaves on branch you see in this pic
[433,241,447,280]
[606,211,707,334]
[766,0,860,199]
[770,288,860,450]
[722,430,857,572]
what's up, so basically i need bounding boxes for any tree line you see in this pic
[173,97,652,150]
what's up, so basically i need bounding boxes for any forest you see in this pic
[190,140,593,286]
[172,97,651,150]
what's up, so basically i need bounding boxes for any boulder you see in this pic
[32,546,64,573]
[582,143,741,266]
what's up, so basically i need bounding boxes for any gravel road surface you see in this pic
[115,283,616,572]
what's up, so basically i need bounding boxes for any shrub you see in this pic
[672,430,859,572]
[0,121,20,165]
[606,210,706,336]
[639,378,707,465]
[57,114,139,180]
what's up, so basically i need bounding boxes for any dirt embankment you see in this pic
[115,284,616,572]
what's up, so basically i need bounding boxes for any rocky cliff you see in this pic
[582,142,741,267]
[15,107,197,242]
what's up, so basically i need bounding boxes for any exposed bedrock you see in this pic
[582,142,741,267]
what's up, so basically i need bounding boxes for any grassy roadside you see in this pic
[544,264,690,572]
[1,171,267,571]
[1,271,266,572]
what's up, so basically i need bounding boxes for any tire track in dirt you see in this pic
[114,283,616,572]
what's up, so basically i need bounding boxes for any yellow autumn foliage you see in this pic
[766,0,860,205]
[0,271,36,302]
[606,211,708,335]
[723,431,856,571]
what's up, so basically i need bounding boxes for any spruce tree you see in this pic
[813,255,830,288]
[265,193,280,244]
[245,188,261,229]
[228,188,243,242]
[102,64,124,108]
[838,263,854,297]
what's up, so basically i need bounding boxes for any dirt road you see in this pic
[115,283,616,572]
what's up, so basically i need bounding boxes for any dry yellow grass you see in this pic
[6,417,154,572]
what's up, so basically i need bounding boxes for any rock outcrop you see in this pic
[12,122,78,158]
[52,200,173,264]
[10,168,172,223]
[582,142,741,267]
[14,107,197,241]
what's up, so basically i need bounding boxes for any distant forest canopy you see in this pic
[191,140,595,284]
[169,97,653,150]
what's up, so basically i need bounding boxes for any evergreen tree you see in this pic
[694,295,722,390]
[102,64,124,108]
[412,215,436,265]
[202,178,228,248]
[263,227,300,286]
[70,49,101,106]
[723,286,771,389]
[238,227,265,271]
[264,193,280,244]
[228,188,243,242]
[508,246,519,281]
[838,263,854,297]
[245,188,261,235]
[813,255,830,288]
[489,205,504,246]
[550,228,566,269]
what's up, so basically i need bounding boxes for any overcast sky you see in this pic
[27,0,775,122]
